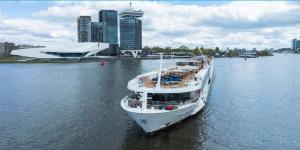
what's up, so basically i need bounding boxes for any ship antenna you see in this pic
[172,48,174,64]
[199,46,208,63]
[130,1,132,9]
[156,53,163,90]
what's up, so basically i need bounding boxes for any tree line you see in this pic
[142,45,272,57]
[142,45,220,56]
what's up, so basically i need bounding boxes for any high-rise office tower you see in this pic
[99,10,118,44]
[296,40,300,50]
[292,39,297,50]
[88,22,105,42]
[291,39,300,51]
[119,4,143,50]
[77,16,91,42]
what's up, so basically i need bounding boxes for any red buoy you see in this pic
[100,60,105,66]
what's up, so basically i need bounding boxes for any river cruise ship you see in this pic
[121,55,214,132]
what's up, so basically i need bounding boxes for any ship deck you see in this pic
[142,70,196,88]
[138,60,207,89]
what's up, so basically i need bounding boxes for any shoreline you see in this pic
[0,55,275,64]
[0,56,193,64]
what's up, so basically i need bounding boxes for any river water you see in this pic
[0,54,300,149]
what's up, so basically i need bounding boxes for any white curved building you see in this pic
[11,42,110,59]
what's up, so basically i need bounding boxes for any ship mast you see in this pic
[199,46,208,64]
[156,53,163,89]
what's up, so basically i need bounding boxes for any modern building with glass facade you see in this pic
[77,16,91,42]
[291,39,296,50]
[0,43,4,57]
[119,18,142,50]
[88,22,105,42]
[0,42,16,56]
[76,11,120,56]
[99,10,118,44]
[291,38,300,50]
[296,41,300,50]
[119,7,143,50]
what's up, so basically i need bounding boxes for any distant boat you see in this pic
[121,55,214,133]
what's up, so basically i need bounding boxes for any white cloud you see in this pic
[0,16,75,45]
[2,1,300,49]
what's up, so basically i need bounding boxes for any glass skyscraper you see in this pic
[77,16,91,42]
[88,22,104,42]
[99,10,118,44]
[119,18,142,50]
[291,39,300,50]
[119,8,143,50]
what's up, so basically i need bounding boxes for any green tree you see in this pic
[225,50,234,57]
[256,50,272,56]
[165,47,172,54]
[200,46,204,51]
[179,45,189,50]
[142,46,151,52]
[215,47,220,54]
[194,46,200,55]
[152,46,163,53]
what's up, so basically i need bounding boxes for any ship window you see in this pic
[131,92,142,100]
[150,92,190,102]
[176,62,189,66]
[176,62,197,66]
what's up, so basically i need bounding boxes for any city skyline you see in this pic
[1,1,300,49]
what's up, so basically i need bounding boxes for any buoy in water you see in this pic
[100,60,105,66]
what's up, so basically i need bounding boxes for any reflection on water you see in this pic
[0,54,300,149]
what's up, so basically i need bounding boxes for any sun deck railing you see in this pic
[124,95,200,110]
[139,77,194,88]
[146,97,199,110]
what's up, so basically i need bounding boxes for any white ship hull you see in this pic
[124,97,206,132]
[121,65,213,133]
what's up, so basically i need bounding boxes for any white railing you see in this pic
[146,97,199,110]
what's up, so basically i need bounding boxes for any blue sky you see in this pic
[0,1,228,18]
[0,2,50,17]
[0,1,299,49]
